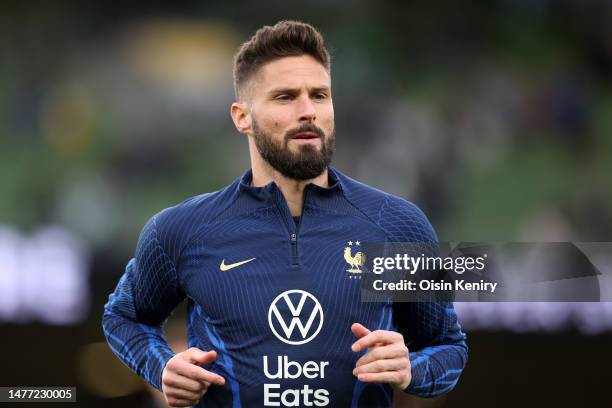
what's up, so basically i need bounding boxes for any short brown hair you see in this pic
[233,20,331,100]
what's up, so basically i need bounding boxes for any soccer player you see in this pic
[102,20,467,407]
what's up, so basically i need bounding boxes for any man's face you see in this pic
[247,55,335,180]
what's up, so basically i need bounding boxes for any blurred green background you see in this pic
[1,1,611,407]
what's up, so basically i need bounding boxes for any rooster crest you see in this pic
[344,246,366,273]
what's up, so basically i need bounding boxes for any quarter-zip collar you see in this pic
[237,167,344,207]
[236,168,344,267]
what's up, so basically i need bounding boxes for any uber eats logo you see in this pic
[264,290,329,406]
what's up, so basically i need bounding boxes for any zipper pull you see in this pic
[290,233,297,242]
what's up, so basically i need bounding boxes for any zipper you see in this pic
[274,186,310,266]
[290,233,297,260]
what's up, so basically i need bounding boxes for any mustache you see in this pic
[284,123,326,140]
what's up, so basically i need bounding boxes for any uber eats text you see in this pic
[263,355,330,406]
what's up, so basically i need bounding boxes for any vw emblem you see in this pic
[268,289,324,345]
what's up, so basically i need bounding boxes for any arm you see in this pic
[353,195,468,397]
[350,302,467,398]
[397,301,468,397]
[102,215,185,390]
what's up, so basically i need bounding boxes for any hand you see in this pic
[351,323,412,391]
[161,347,226,407]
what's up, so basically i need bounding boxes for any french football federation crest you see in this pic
[344,241,366,276]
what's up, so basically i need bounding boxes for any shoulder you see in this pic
[378,194,437,243]
[138,177,241,260]
[334,168,437,243]
[156,184,235,228]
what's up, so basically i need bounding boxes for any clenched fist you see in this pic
[161,347,225,407]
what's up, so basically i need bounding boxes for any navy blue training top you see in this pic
[102,167,467,407]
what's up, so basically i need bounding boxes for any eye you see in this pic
[313,93,328,100]
[275,94,292,102]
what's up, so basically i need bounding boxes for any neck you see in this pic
[249,143,329,216]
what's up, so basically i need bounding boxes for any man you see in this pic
[102,20,467,407]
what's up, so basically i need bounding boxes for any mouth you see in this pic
[291,132,320,140]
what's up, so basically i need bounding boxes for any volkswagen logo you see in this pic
[268,290,324,345]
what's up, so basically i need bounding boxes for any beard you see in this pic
[251,118,335,181]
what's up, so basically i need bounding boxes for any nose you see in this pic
[297,96,316,123]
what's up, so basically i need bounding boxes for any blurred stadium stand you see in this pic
[1,1,611,406]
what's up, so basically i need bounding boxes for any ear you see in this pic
[230,101,252,135]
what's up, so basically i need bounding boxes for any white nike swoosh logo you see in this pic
[220,258,256,271]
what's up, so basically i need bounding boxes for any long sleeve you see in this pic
[378,195,468,397]
[102,214,186,390]
[395,301,468,397]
